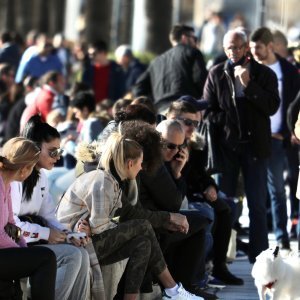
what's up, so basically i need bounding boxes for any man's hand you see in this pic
[170,147,189,179]
[291,134,300,145]
[203,185,218,202]
[234,65,250,87]
[165,213,189,234]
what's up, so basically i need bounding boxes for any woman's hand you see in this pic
[48,228,67,244]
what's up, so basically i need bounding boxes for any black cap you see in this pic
[178,95,208,111]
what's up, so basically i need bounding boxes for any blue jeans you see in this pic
[40,244,90,300]
[215,143,269,263]
[188,201,214,260]
[267,138,289,244]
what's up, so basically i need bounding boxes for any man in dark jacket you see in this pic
[203,28,280,263]
[166,100,243,286]
[83,40,125,103]
[115,45,146,93]
[134,24,207,113]
[139,120,217,299]
[249,27,300,250]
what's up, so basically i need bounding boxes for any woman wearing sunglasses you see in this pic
[0,137,56,300]
[10,115,90,300]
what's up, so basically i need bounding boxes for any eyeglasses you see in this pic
[48,148,64,158]
[163,142,187,151]
[177,118,199,128]
[224,45,245,52]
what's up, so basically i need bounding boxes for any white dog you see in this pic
[252,246,300,300]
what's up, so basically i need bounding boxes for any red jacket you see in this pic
[20,87,56,130]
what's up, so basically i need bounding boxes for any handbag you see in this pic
[4,223,21,243]
[198,119,224,175]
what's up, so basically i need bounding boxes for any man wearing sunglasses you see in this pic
[138,120,217,299]
[166,100,244,286]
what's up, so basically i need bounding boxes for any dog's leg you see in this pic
[257,285,266,300]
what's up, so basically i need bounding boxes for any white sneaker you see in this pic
[162,283,204,300]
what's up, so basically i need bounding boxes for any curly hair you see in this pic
[120,120,163,174]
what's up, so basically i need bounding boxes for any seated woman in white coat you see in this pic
[11,115,91,300]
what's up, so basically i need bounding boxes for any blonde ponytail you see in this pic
[100,132,142,179]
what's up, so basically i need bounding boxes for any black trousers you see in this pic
[158,210,209,288]
[0,247,56,300]
[210,197,232,267]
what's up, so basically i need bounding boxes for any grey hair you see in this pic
[156,119,184,135]
[223,28,248,46]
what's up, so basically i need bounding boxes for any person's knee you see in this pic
[135,235,151,257]
[59,245,83,270]
[42,247,56,265]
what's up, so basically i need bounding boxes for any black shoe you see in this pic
[212,264,244,285]
[278,240,291,250]
[188,285,219,300]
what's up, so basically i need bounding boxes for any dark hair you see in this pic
[120,120,163,174]
[21,115,60,200]
[1,31,12,43]
[39,70,62,86]
[71,91,96,113]
[167,100,197,117]
[115,104,156,125]
[272,30,288,47]
[22,115,60,145]
[170,24,195,43]
[112,98,132,116]
[69,81,91,99]
[0,63,13,77]
[131,96,156,114]
[250,27,273,45]
[90,40,108,53]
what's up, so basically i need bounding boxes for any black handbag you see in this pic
[198,119,224,175]
[4,223,21,243]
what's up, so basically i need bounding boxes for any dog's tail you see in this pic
[273,246,279,258]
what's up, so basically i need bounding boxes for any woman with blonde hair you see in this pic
[0,137,56,300]
[57,130,202,300]
[11,115,90,300]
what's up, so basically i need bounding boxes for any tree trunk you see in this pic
[85,0,113,46]
[117,0,134,45]
[48,0,66,36]
[30,0,49,33]
[144,0,172,54]
[14,0,34,35]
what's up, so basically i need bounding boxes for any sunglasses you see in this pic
[48,148,64,158]
[163,142,187,151]
[177,118,199,128]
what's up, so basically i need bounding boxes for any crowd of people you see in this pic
[0,19,299,300]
